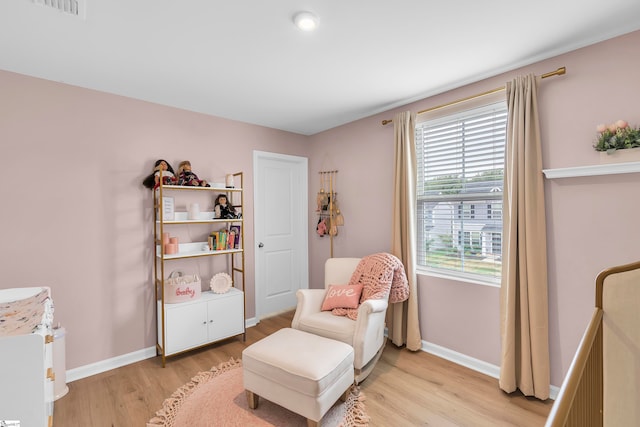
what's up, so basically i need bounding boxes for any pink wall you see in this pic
[0,70,310,369]
[2,30,639,387]
[308,30,640,387]
[306,117,395,284]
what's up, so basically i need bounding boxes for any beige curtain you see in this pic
[499,74,550,399]
[388,111,422,351]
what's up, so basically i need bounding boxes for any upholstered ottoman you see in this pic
[242,327,354,427]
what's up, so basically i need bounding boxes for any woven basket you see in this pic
[165,271,201,303]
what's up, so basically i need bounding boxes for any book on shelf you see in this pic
[229,224,241,249]
[208,230,228,251]
[227,231,236,250]
[207,227,240,251]
[217,230,227,250]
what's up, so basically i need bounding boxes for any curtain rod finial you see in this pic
[541,66,566,79]
[382,119,393,125]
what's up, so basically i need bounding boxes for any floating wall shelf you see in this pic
[542,161,640,179]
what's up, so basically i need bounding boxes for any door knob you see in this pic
[258,242,264,248]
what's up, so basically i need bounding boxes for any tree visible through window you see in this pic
[416,98,507,283]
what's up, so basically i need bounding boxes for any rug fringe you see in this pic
[147,357,242,427]
[340,385,371,427]
[148,357,371,427]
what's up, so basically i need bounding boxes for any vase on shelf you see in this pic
[598,146,640,164]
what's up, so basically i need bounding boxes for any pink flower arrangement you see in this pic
[594,119,640,152]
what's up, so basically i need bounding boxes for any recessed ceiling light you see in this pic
[293,11,319,31]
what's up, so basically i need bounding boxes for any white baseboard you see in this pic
[245,316,258,327]
[550,385,560,400]
[66,346,157,383]
[421,340,559,400]
[65,325,557,401]
[67,318,259,383]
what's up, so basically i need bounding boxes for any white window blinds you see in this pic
[416,98,507,283]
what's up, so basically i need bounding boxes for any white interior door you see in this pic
[253,151,308,319]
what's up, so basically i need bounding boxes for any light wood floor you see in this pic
[53,311,553,426]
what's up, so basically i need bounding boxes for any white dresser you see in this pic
[0,287,55,426]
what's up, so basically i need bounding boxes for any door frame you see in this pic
[253,150,309,319]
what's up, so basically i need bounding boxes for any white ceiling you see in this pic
[2,1,640,135]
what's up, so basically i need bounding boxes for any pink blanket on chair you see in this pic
[332,253,409,320]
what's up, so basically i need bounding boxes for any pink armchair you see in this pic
[291,257,389,384]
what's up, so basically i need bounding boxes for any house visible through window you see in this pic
[416,94,507,284]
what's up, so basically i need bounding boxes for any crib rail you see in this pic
[545,308,603,427]
[546,259,640,427]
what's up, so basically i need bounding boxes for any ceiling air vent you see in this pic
[31,0,86,18]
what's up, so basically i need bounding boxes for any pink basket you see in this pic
[164,271,201,304]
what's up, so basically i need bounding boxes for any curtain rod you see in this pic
[381,66,566,126]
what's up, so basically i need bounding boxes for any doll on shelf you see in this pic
[177,160,209,187]
[142,159,177,189]
[214,194,239,219]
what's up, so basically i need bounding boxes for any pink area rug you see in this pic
[147,358,370,427]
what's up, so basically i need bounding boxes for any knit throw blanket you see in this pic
[332,253,409,320]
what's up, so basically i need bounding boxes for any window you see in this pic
[416,95,507,283]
